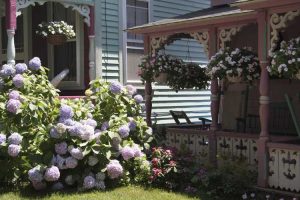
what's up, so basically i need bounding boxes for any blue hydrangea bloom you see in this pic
[29,57,41,71]
[118,125,130,138]
[8,132,23,145]
[28,167,44,182]
[0,134,6,144]
[44,166,60,182]
[6,99,21,114]
[8,90,20,100]
[109,81,123,94]
[0,78,4,90]
[134,95,143,104]
[60,104,74,119]
[7,144,21,157]
[121,146,135,161]
[15,63,28,74]
[0,64,16,77]
[13,74,24,88]
[101,121,109,131]
[128,120,137,131]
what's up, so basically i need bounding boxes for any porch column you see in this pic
[144,35,152,126]
[88,6,95,81]
[208,27,218,165]
[6,0,16,65]
[94,0,102,78]
[257,10,270,187]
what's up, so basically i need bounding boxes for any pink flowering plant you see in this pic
[206,47,260,83]
[267,37,300,79]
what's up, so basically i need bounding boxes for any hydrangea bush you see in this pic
[267,37,300,79]
[0,58,152,191]
[206,47,260,83]
[0,58,60,184]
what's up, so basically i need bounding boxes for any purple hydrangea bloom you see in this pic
[7,144,21,157]
[28,167,44,182]
[134,95,143,104]
[109,81,123,94]
[69,146,84,160]
[13,74,24,88]
[50,127,60,139]
[0,64,15,77]
[8,90,20,100]
[60,104,74,119]
[55,142,68,155]
[101,121,109,131]
[29,57,41,71]
[32,181,47,190]
[121,146,135,161]
[107,160,123,179]
[125,85,137,96]
[0,134,6,144]
[65,156,78,169]
[83,118,97,128]
[8,132,23,145]
[6,99,21,114]
[63,119,76,126]
[132,145,143,157]
[118,125,130,138]
[83,176,96,189]
[128,120,137,131]
[15,63,28,74]
[52,182,64,191]
[44,166,60,182]
[69,122,84,137]
[56,155,67,170]
[78,125,95,141]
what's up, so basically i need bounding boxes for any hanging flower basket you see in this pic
[47,34,67,45]
[226,74,243,83]
[154,73,168,84]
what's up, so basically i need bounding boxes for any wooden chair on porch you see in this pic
[169,110,211,130]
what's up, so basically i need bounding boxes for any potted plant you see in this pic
[138,54,172,84]
[36,21,76,45]
[206,47,260,84]
[167,61,210,91]
[267,37,300,79]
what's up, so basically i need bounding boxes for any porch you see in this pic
[128,0,300,194]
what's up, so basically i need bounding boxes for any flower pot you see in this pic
[226,74,243,83]
[154,73,168,84]
[47,34,67,45]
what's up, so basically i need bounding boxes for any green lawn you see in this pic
[0,185,204,200]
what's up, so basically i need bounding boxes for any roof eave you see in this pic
[127,10,257,35]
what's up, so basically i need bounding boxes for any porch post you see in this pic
[88,6,95,81]
[208,27,218,165]
[94,0,102,78]
[257,10,270,187]
[144,35,152,126]
[6,0,16,65]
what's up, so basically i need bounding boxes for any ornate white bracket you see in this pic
[219,26,244,49]
[150,36,169,55]
[16,0,91,26]
[270,10,300,49]
[189,31,209,56]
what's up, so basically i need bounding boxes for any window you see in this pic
[125,0,149,83]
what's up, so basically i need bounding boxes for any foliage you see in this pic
[206,47,260,83]
[0,59,60,184]
[36,21,76,39]
[138,54,209,91]
[268,37,300,79]
[200,162,256,200]
[167,62,210,91]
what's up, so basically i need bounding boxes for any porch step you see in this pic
[253,186,300,198]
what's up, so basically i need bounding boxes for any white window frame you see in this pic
[122,0,151,85]
[47,3,84,90]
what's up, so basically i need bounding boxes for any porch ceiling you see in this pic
[127,5,256,35]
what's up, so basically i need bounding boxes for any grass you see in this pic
[0,185,204,200]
